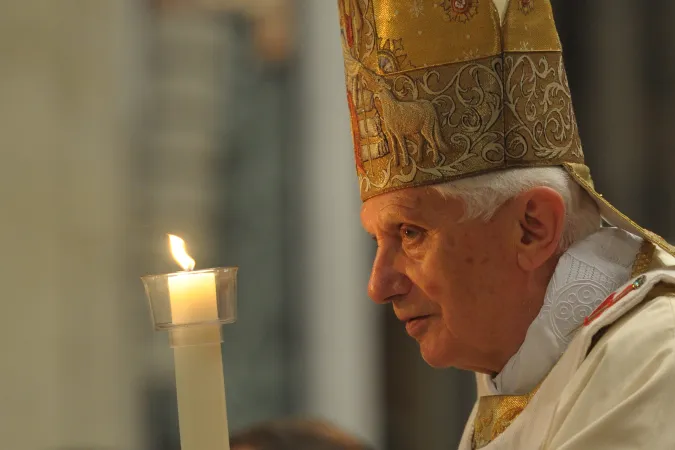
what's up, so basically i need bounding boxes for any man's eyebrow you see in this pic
[378,206,422,224]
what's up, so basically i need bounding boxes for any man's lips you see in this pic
[398,313,432,323]
[403,315,432,337]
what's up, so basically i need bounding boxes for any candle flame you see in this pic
[168,234,195,271]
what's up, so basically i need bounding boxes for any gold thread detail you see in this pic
[504,53,583,163]
[472,385,539,449]
[631,241,656,277]
[503,0,561,52]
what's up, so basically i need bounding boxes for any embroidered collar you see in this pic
[491,228,642,395]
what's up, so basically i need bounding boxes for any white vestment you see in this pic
[459,240,675,449]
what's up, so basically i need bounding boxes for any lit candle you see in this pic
[167,235,230,450]
[168,234,219,327]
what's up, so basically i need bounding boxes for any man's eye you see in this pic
[400,225,423,241]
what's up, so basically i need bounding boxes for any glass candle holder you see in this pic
[141,267,238,332]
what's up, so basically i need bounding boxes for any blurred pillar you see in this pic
[298,0,383,447]
[586,1,648,217]
[0,0,144,449]
[645,0,675,241]
[155,0,293,63]
[141,11,228,448]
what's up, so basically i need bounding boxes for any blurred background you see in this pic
[0,0,673,449]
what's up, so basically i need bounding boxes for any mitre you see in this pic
[337,0,674,256]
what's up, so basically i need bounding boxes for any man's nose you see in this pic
[368,247,411,304]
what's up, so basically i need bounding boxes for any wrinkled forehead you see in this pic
[360,186,461,229]
[361,187,424,215]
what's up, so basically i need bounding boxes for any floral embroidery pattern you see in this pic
[504,53,583,162]
[377,38,416,73]
[409,0,425,18]
[519,0,534,15]
[441,0,479,23]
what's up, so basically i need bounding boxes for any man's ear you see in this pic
[515,187,566,271]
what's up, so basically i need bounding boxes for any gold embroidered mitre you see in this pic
[337,0,675,257]
[338,0,581,198]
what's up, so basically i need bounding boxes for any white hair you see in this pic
[433,167,602,251]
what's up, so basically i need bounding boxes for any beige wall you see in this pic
[0,1,144,448]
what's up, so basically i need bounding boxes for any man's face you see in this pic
[361,186,530,373]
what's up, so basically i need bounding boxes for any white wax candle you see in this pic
[169,272,218,326]
[168,272,230,450]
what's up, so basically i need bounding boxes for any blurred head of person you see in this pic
[229,418,373,450]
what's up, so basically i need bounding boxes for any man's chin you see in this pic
[419,344,493,373]
[418,341,454,369]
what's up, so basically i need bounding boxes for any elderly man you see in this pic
[336,0,675,448]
